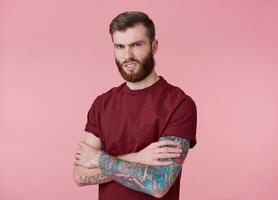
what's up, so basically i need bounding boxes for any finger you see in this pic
[79,142,85,147]
[154,140,180,147]
[75,149,82,154]
[154,153,180,159]
[74,149,82,155]
[74,161,83,166]
[74,154,80,159]
[155,147,182,153]
[74,160,80,166]
[79,143,91,151]
[79,142,89,148]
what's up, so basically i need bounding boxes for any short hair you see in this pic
[109,11,156,43]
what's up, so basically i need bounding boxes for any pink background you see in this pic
[1,1,278,200]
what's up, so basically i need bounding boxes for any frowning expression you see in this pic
[112,23,158,82]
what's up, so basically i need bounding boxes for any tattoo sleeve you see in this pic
[98,136,190,198]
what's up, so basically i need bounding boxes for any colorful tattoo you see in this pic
[98,136,190,197]
[158,136,190,165]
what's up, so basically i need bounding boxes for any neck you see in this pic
[126,70,160,90]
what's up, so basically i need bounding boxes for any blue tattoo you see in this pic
[98,136,190,198]
[158,136,190,165]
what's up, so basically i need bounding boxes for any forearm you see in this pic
[98,152,181,198]
[117,152,139,162]
[73,165,112,186]
[97,136,190,197]
[74,152,139,186]
[74,136,189,191]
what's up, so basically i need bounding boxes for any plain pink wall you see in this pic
[1,0,277,200]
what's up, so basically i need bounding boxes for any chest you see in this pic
[98,96,170,155]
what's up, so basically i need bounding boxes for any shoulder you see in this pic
[163,81,196,110]
[91,82,126,106]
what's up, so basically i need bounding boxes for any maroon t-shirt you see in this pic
[85,75,197,200]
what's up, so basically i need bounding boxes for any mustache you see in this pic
[122,59,140,65]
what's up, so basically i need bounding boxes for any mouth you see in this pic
[124,62,138,70]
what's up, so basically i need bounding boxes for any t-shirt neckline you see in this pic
[124,75,165,95]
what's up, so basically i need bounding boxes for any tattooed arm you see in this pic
[73,153,144,186]
[73,133,154,186]
[73,133,183,186]
[73,133,112,186]
[73,133,173,186]
[97,136,190,198]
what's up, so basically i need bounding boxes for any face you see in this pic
[112,23,158,82]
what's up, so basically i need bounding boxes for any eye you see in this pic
[132,43,142,47]
[114,44,124,49]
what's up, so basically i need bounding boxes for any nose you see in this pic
[124,47,134,60]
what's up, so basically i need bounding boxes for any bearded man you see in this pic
[73,11,197,200]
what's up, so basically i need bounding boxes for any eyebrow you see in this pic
[114,40,146,47]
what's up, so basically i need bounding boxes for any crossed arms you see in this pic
[73,133,190,198]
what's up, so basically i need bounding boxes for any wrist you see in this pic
[117,152,140,163]
[132,152,140,163]
[93,150,103,167]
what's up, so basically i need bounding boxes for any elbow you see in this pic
[73,177,84,187]
[73,166,102,186]
[73,174,92,187]
[73,166,91,187]
[73,170,83,187]
[152,191,168,199]
[152,194,164,199]
[151,187,170,198]
[74,178,83,187]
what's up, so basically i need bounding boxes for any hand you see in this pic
[74,141,101,168]
[135,140,182,166]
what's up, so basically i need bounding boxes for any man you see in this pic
[73,11,197,200]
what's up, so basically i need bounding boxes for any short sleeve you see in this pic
[161,96,197,149]
[84,95,101,138]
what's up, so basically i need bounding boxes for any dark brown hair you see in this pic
[109,11,156,43]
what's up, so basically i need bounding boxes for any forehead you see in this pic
[112,23,149,44]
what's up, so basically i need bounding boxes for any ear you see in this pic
[152,39,158,55]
